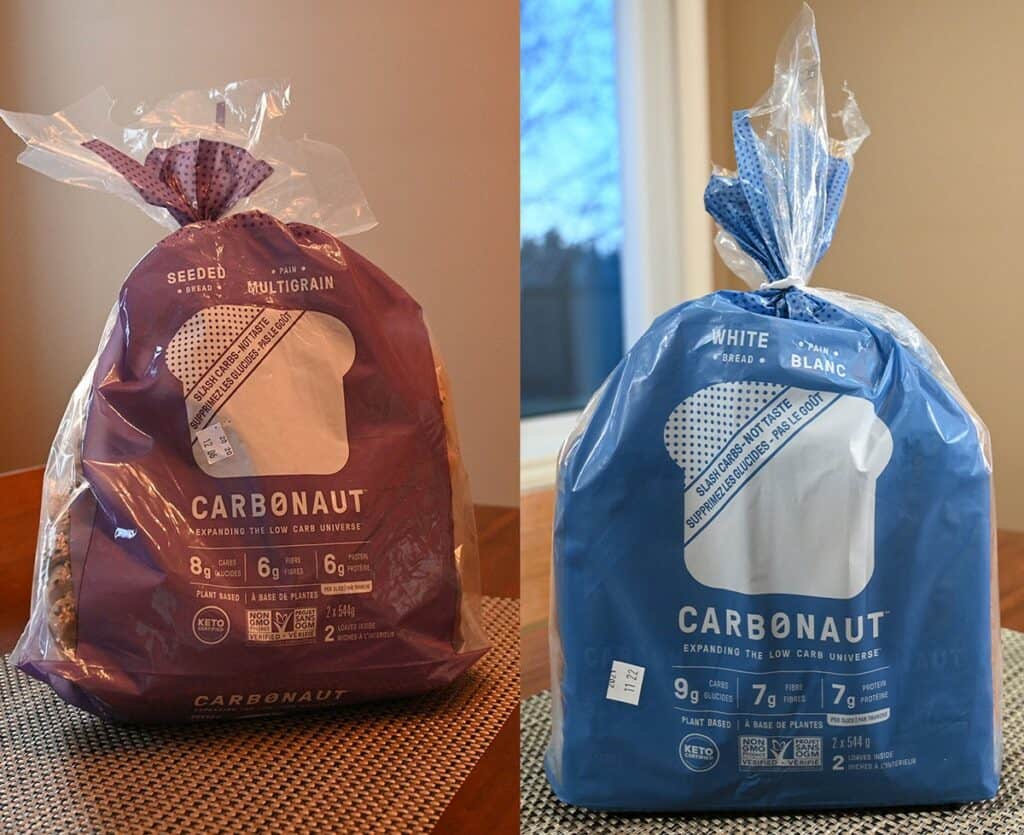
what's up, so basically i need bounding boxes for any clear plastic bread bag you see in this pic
[548,4,999,810]
[3,80,487,722]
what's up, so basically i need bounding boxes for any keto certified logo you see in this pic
[192,606,230,645]
[679,733,720,772]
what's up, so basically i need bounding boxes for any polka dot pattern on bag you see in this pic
[719,289,854,327]
[704,110,854,283]
[166,304,263,392]
[664,381,786,479]
[82,138,273,226]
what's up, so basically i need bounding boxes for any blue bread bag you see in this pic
[547,4,1000,812]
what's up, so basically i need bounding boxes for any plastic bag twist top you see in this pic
[704,4,869,290]
[82,138,273,225]
[0,80,376,237]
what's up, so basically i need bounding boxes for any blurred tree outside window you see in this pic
[520,0,624,418]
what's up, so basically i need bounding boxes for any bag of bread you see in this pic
[547,6,1000,811]
[3,81,487,722]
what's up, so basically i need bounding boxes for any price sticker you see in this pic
[196,422,235,465]
[606,660,645,706]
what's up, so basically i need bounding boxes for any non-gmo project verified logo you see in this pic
[739,735,822,770]
[246,607,317,642]
[679,733,720,772]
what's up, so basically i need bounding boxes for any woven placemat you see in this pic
[0,595,518,835]
[521,628,1024,834]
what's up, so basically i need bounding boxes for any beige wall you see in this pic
[0,0,518,505]
[708,0,1024,528]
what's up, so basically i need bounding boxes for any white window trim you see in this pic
[520,410,579,491]
[520,0,713,492]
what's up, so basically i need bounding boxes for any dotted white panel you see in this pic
[165,305,263,391]
[664,382,785,478]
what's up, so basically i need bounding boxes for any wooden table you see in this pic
[0,467,519,835]
[522,487,1024,699]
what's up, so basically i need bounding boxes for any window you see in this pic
[520,0,714,488]
[520,0,624,419]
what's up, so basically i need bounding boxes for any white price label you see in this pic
[196,422,235,465]
[606,660,645,706]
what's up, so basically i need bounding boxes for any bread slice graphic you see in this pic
[167,304,355,477]
[665,382,893,599]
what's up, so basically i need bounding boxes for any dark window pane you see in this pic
[521,0,624,418]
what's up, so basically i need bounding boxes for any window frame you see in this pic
[520,0,713,492]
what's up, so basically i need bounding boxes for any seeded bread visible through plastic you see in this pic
[24,303,120,661]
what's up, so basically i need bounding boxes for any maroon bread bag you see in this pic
[2,82,487,722]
